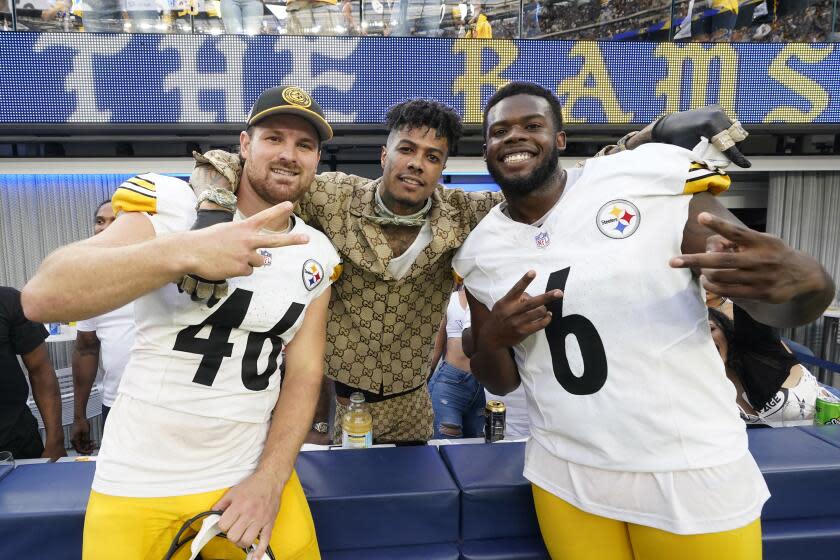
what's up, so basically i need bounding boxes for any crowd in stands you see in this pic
[2,0,837,39]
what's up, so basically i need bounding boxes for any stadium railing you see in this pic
[1,0,837,41]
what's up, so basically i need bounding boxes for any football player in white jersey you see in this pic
[22,86,342,560]
[454,82,835,560]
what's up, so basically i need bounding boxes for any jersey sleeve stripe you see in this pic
[683,173,731,195]
[127,176,157,192]
[329,263,343,282]
[112,186,157,215]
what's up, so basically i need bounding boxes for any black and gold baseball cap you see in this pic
[247,86,333,142]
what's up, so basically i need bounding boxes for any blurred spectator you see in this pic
[11,0,83,32]
[193,0,226,34]
[220,0,263,33]
[83,0,127,32]
[0,287,65,461]
[464,0,492,36]
[0,0,11,30]
[709,0,738,40]
[70,200,136,455]
[124,0,171,32]
[708,307,840,426]
[341,0,361,33]
[429,287,486,439]
[286,0,341,34]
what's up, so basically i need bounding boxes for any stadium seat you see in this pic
[439,442,540,541]
[749,428,840,521]
[762,518,840,560]
[460,537,549,560]
[797,424,840,451]
[296,446,460,555]
[439,442,549,559]
[748,427,840,559]
[0,462,94,558]
[324,543,460,559]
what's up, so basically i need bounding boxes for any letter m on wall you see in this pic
[654,43,737,117]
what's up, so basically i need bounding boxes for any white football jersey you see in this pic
[453,144,746,473]
[111,173,341,424]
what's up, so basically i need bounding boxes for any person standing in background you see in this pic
[429,286,485,439]
[220,0,263,34]
[464,1,491,37]
[71,200,137,455]
[0,287,65,461]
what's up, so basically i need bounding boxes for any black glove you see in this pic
[177,209,233,308]
[652,105,751,168]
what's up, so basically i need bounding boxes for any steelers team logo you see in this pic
[596,199,640,239]
[302,259,324,291]
[282,87,312,108]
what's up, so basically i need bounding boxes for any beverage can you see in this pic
[484,400,506,442]
[815,397,840,426]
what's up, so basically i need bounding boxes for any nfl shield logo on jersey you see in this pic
[596,199,641,239]
[259,249,272,266]
[535,231,550,248]
[302,259,325,291]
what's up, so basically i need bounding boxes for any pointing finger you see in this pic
[696,212,753,245]
[670,252,751,270]
[248,201,295,229]
[255,232,310,250]
[502,271,538,302]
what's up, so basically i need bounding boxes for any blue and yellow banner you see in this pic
[1,33,838,125]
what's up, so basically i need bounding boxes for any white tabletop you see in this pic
[825,307,840,319]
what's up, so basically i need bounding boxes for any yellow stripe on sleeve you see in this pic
[126,176,157,192]
[683,163,731,195]
[330,263,343,282]
[111,184,157,216]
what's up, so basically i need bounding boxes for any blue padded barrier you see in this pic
[0,462,94,558]
[797,424,840,451]
[324,543,460,559]
[460,537,550,560]
[782,337,816,358]
[748,427,840,521]
[296,446,460,552]
[763,518,840,560]
[439,442,540,541]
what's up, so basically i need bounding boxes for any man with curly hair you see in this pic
[187,96,752,444]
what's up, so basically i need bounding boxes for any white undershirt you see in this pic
[386,219,432,280]
[525,437,769,535]
[93,393,267,497]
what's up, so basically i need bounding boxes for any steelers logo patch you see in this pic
[596,199,640,239]
[282,87,312,108]
[302,259,325,291]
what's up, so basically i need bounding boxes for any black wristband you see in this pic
[192,209,234,230]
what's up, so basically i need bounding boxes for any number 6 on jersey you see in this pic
[544,267,608,395]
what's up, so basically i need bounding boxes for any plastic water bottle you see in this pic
[341,392,373,449]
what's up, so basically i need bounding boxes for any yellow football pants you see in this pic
[532,484,762,560]
[83,471,320,560]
